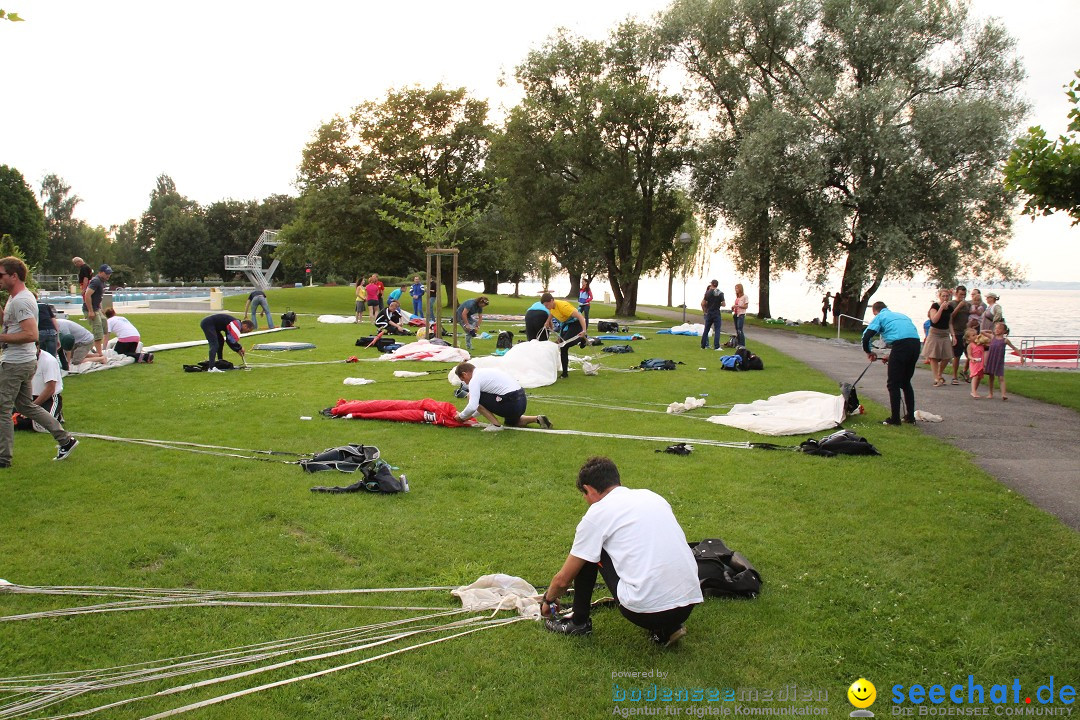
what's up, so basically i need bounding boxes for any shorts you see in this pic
[367,299,380,307]
[952,336,966,359]
[479,389,527,426]
[89,313,107,340]
[355,300,364,313]
[71,342,94,364]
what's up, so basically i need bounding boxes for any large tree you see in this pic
[39,174,83,274]
[156,207,213,281]
[280,85,492,291]
[137,174,195,272]
[1004,69,1080,225]
[498,24,691,315]
[0,165,47,268]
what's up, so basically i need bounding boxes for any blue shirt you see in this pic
[388,288,403,302]
[862,308,920,353]
[410,283,425,300]
[527,301,549,314]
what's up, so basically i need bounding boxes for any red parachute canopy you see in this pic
[331,398,477,428]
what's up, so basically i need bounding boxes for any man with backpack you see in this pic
[540,456,702,647]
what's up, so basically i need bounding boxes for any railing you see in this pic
[1014,336,1080,369]
[837,314,867,339]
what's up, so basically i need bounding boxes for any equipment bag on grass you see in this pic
[602,345,634,354]
[719,354,742,371]
[496,330,514,350]
[799,429,880,457]
[735,347,764,370]
[356,336,398,350]
[690,538,761,599]
[597,320,621,333]
[282,308,297,328]
[183,359,236,372]
[639,358,679,370]
[303,444,408,493]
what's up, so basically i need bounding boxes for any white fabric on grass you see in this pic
[343,378,375,385]
[452,574,541,618]
[63,350,136,375]
[667,396,706,414]
[445,339,560,389]
[376,340,471,363]
[317,314,356,324]
[708,390,845,435]
[143,326,294,353]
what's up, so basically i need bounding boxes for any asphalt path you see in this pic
[632,306,1080,531]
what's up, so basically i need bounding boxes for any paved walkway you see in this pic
[631,305,1080,531]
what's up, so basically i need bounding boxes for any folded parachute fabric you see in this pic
[316,314,356,324]
[326,398,477,427]
[393,370,429,378]
[596,334,646,341]
[452,574,541,618]
[374,340,471,363]
[142,326,293,353]
[667,396,706,414]
[63,352,136,375]
[657,323,705,336]
[447,339,560,389]
[708,391,846,436]
[343,377,376,385]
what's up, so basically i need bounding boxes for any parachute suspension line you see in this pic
[526,395,729,420]
[67,434,309,464]
[501,426,753,450]
[527,393,732,410]
[66,435,310,457]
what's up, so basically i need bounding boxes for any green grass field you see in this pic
[1,287,1077,719]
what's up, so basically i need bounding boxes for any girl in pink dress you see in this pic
[966,328,988,398]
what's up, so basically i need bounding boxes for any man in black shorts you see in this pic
[949,285,970,384]
[453,362,551,429]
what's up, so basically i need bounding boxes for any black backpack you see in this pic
[281,308,297,328]
[735,347,764,370]
[639,358,678,370]
[691,538,762,599]
[597,320,620,332]
[496,330,514,350]
[303,444,408,494]
[799,429,881,457]
[602,345,634,354]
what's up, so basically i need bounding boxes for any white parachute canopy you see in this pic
[452,574,541,618]
[708,391,846,436]
[446,339,560,389]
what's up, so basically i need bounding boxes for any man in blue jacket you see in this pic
[200,314,254,365]
[862,301,921,426]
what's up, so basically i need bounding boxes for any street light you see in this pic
[678,232,692,322]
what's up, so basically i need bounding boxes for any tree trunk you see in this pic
[756,238,772,319]
[615,279,639,316]
[482,277,497,294]
[566,271,581,300]
[667,271,675,307]
[513,279,520,297]
[837,252,865,331]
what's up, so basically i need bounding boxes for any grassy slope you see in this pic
[1,287,1077,719]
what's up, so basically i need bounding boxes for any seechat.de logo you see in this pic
[849,678,878,718]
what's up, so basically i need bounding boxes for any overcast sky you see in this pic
[2,0,1077,281]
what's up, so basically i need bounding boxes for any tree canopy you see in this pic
[0,165,47,269]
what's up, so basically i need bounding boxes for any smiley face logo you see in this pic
[848,678,877,709]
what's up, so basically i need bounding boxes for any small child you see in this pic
[966,328,989,398]
[983,322,1019,400]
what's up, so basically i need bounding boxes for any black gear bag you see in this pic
[690,538,762,599]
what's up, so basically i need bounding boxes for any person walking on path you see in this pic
[243,290,274,330]
[0,256,79,467]
[925,289,954,387]
[700,280,725,350]
[821,292,832,325]
[862,301,921,426]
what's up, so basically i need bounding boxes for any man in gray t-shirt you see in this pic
[0,257,78,467]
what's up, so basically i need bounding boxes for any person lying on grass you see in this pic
[540,456,702,647]
[452,362,551,429]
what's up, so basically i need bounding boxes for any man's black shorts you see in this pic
[479,388,527,426]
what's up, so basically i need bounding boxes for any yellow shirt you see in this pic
[550,300,577,323]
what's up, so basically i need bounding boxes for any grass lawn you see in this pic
[2,287,1077,719]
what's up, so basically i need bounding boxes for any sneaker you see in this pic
[903,416,917,425]
[650,625,687,647]
[881,418,902,426]
[537,415,553,430]
[545,615,592,636]
[55,438,79,461]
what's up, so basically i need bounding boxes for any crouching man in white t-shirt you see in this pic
[540,456,703,647]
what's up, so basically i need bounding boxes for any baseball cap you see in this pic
[99,264,114,274]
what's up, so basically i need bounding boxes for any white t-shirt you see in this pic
[55,318,95,345]
[107,315,140,340]
[460,367,522,419]
[32,350,63,397]
[1,289,38,363]
[570,486,703,614]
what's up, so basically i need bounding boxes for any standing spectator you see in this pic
[373,274,385,311]
[73,257,92,314]
[578,280,593,327]
[36,295,60,360]
[983,322,1018,400]
[354,278,366,323]
[699,280,725,350]
[0,256,79,467]
[13,345,64,431]
[981,292,1004,335]
[967,289,987,330]
[364,276,381,322]
[821,292,832,325]
[388,284,407,306]
[732,284,749,346]
[428,278,438,322]
[925,289,954,387]
[55,318,103,368]
[104,309,153,363]
[82,264,112,356]
[948,285,970,385]
[455,295,489,352]
[243,289,274,330]
[862,301,921,425]
[831,291,843,325]
[409,276,425,317]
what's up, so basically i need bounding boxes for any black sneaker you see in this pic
[545,615,592,636]
[54,438,79,461]
[537,415,553,430]
[649,625,687,647]
[903,416,917,425]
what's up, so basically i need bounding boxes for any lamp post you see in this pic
[678,232,692,322]
[495,269,500,295]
